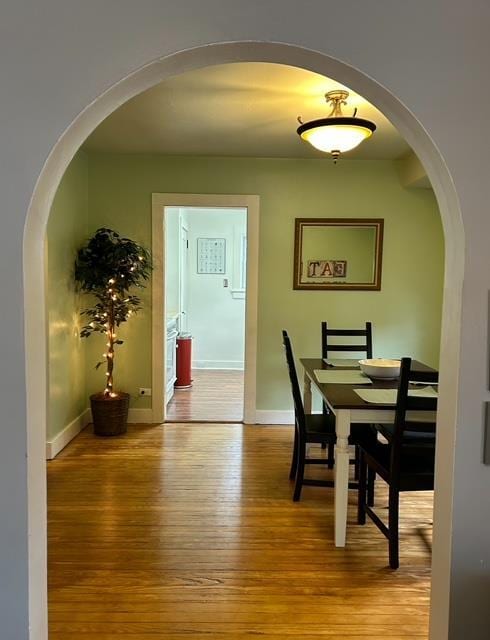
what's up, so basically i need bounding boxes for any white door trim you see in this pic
[151,193,259,424]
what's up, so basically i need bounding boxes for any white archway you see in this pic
[24,41,463,639]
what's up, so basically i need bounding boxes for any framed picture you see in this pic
[197,237,226,274]
[293,218,384,290]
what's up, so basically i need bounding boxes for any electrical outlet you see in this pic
[139,388,152,397]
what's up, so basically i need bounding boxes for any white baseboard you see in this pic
[46,408,91,460]
[45,406,295,456]
[193,360,244,370]
[46,406,157,460]
[127,408,155,424]
[254,410,295,425]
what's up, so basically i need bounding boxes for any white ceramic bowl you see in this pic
[359,358,401,380]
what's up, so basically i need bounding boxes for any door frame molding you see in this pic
[151,193,260,424]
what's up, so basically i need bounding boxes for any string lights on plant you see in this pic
[75,228,152,399]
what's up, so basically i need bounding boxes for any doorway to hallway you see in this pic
[162,204,249,422]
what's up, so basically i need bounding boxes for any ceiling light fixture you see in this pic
[297,89,376,162]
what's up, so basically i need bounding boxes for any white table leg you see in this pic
[334,409,351,547]
[303,371,312,414]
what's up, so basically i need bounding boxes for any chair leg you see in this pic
[293,441,306,502]
[367,467,375,507]
[357,450,367,525]
[289,427,299,480]
[327,441,335,469]
[321,403,328,451]
[388,485,400,569]
[354,445,360,480]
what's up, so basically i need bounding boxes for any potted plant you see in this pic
[75,228,152,436]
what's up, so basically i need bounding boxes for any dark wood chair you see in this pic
[282,330,336,501]
[357,357,437,569]
[321,321,373,473]
[282,330,374,502]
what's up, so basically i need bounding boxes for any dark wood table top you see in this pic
[300,358,437,410]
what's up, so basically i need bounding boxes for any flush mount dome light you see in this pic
[297,89,376,162]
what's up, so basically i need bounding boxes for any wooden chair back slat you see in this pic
[324,344,373,352]
[322,321,373,359]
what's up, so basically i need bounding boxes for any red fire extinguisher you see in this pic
[175,333,193,388]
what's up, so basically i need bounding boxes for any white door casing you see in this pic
[179,223,189,333]
[152,193,259,424]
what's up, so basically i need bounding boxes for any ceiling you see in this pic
[84,62,411,160]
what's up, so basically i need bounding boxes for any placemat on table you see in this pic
[314,370,372,385]
[354,386,438,404]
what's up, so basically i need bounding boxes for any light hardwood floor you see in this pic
[166,369,244,422]
[48,423,432,639]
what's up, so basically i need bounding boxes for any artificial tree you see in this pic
[75,227,151,435]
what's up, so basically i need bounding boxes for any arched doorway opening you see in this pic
[24,41,463,639]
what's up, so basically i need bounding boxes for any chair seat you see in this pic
[304,413,377,446]
[361,437,435,489]
[304,412,336,442]
[376,422,436,443]
[350,423,378,446]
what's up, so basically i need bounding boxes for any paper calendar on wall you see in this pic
[197,238,226,274]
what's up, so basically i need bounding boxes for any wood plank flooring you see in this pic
[166,369,244,422]
[48,423,432,639]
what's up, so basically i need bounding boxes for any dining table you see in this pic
[300,357,437,547]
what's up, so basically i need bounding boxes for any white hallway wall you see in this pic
[186,208,246,369]
[2,2,489,639]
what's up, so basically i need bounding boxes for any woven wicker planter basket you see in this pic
[90,392,130,436]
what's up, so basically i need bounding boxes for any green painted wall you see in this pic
[46,151,88,439]
[85,153,444,412]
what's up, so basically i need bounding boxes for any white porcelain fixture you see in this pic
[359,358,401,380]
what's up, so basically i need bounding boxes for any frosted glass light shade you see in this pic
[301,123,373,153]
[297,116,376,155]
